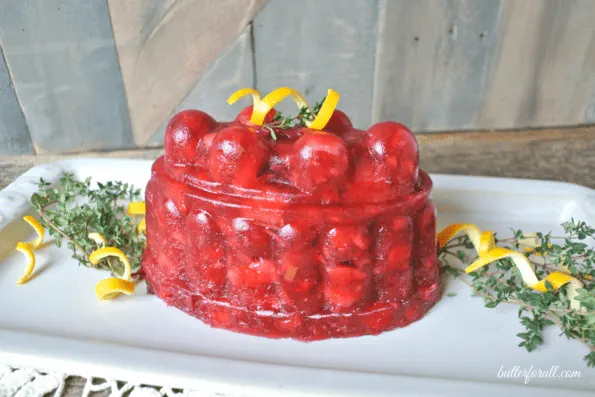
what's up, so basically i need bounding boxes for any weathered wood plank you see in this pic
[372,0,502,131]
[253,0,378,129]
[0,0,133,153]
[0,46,32,155]
[418,127,595,187]
[478,0,595,129]
[107,0,268,146]
[150,26,254,145]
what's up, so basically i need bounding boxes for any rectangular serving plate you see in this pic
[0,159,594,397]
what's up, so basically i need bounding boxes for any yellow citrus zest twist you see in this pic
[14,216,46,284]
[309,89,340,130]
[227,87,340,131]
[95,278,135,300]
[89,246,135,300]
[88,232,107,247]
[226,88,261,106]
[137,218,146,234]
[127,202,147,235]
[22,216,45,250]
[127,202,146,215]
[251,87,309,126]
[438,224,584,311]
[15,242,36,285]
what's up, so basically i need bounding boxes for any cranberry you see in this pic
[267,141,294,176]
[373,217,412,274]
[417,202,437,259]
[342,147,398,203]
[415,202,438,289]
[323,266,368,310]
[164,110,217,166]
[362,121,419,189]
[195,133,217,169]
[277,251,323,314]
[278,252,320,293]
[275,223,317,252]
[361,302,396,333]
[314,184,341,205]
[227,257,277,287]
[208,126,269,187]
[323,109,352,135]
[185,210,224,266]
[276,127,304,140]
[342,181,395,204]
[221,218,271,260]
[226,256,279,311]
[289,130,349,192]
[322,225,371,264]
[187,210,217,239]
[375,270,412,302]
[418,282,439,301]
[235,105,277,125]
[342,128,365,146]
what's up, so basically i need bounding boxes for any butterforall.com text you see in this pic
[498,365,582,384]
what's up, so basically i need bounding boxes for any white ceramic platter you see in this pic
[0,159,594,397]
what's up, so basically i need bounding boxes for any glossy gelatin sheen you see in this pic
[141,107,441,340]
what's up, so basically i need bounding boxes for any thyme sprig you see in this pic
[439,219,595,367]
[262,97,326,140]
[30,174,145,277]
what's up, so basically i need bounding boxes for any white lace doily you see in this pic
[0,365,236,397]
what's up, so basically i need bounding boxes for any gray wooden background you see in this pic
[1,0,594,155]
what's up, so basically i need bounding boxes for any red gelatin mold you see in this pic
[142,107,441,340]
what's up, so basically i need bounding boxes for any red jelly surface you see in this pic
[141,108,441,340]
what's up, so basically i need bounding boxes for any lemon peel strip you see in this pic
[95,277,135,300]
[309,89,340,131]
[14,216,46,284]
[89,246,132,281]
[251,87,309,126]
[15,242,36,285]
[90,246,135,300]
[127,202,146,215]
[88,232,107,247]
[22,215,44,250]
[137,218,146,234]
[227,88,261,106]
[438,223,584,311]
[127,202,147,235]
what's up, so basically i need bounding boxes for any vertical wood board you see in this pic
[372,0,502,132]
[253,0,379,129]
[108,0,268,145]
[0,0,133,153]
[150,26,254,145]
[478,0,595,129]
[0,45,32,154]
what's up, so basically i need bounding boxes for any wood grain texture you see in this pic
[0,46,32,154]
[107,0,268,146]
[253,0,378,129]
[372,0,502,131]
[478,0,595,129]
[0,0,133,154]
[149,26,254,146]
[418,126,595,188]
